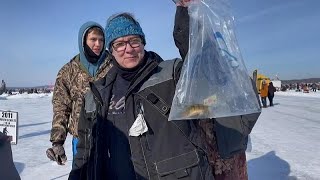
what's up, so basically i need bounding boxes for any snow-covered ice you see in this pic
[247,91,320,180]
[0,90,319,179]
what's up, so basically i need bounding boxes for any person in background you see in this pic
[46,21,112,166]
[303,83,309,93]
[260,80,268,108]
[267,82,276,106]
[0,80,6,95]
[70,0,260,179]
[311,83,317,92]
[296,83,300,92]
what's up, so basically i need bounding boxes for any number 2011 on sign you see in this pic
[2,112,13,119]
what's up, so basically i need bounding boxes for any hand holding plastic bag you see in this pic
[169,0,261,120]
[172,0,200,7]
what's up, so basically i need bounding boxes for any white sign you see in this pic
[0,110,18,144]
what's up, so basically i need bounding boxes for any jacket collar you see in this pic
[126,51,163,96]
[90,51,163,104]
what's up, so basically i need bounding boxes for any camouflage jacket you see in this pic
[50,53,113,144]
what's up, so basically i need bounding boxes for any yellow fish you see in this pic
[182,104,209,118]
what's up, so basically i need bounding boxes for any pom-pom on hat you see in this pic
[105,13,145,50]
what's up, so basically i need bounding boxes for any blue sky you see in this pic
[0,0,319,87]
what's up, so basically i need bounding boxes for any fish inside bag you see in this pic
[169,0,261,121]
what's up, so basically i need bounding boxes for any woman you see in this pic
[260,80,268,108]
[71,1,259,180]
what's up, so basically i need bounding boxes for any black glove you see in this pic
[46,143,67,165]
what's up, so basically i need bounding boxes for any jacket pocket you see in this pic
[155,150,199,179]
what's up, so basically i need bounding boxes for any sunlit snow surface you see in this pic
[0,90,319,179]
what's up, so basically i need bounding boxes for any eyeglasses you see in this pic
[112,38,143,52]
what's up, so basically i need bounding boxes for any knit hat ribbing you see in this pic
[105,15,145,50]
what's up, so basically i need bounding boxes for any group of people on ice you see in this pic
[260,80,277,108]
[297,83,318,93]
[283,82,319,92]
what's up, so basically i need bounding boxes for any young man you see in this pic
[46,21,112,165]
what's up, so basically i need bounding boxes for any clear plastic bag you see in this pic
[169,0,261,120]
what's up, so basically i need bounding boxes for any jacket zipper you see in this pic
[138,101,151,179]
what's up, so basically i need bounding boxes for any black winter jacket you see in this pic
[71,49,214,180]
[69,6,260,180]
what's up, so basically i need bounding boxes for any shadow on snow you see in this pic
[248,151,297,180]
[19,130,51,139]
[14,162,25,174]
[19,121,51,128]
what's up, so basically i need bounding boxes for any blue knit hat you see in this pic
[105,14,145,50]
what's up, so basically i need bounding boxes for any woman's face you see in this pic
[111,35,145,69]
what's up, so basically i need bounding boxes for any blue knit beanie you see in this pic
[105,14,145,50]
